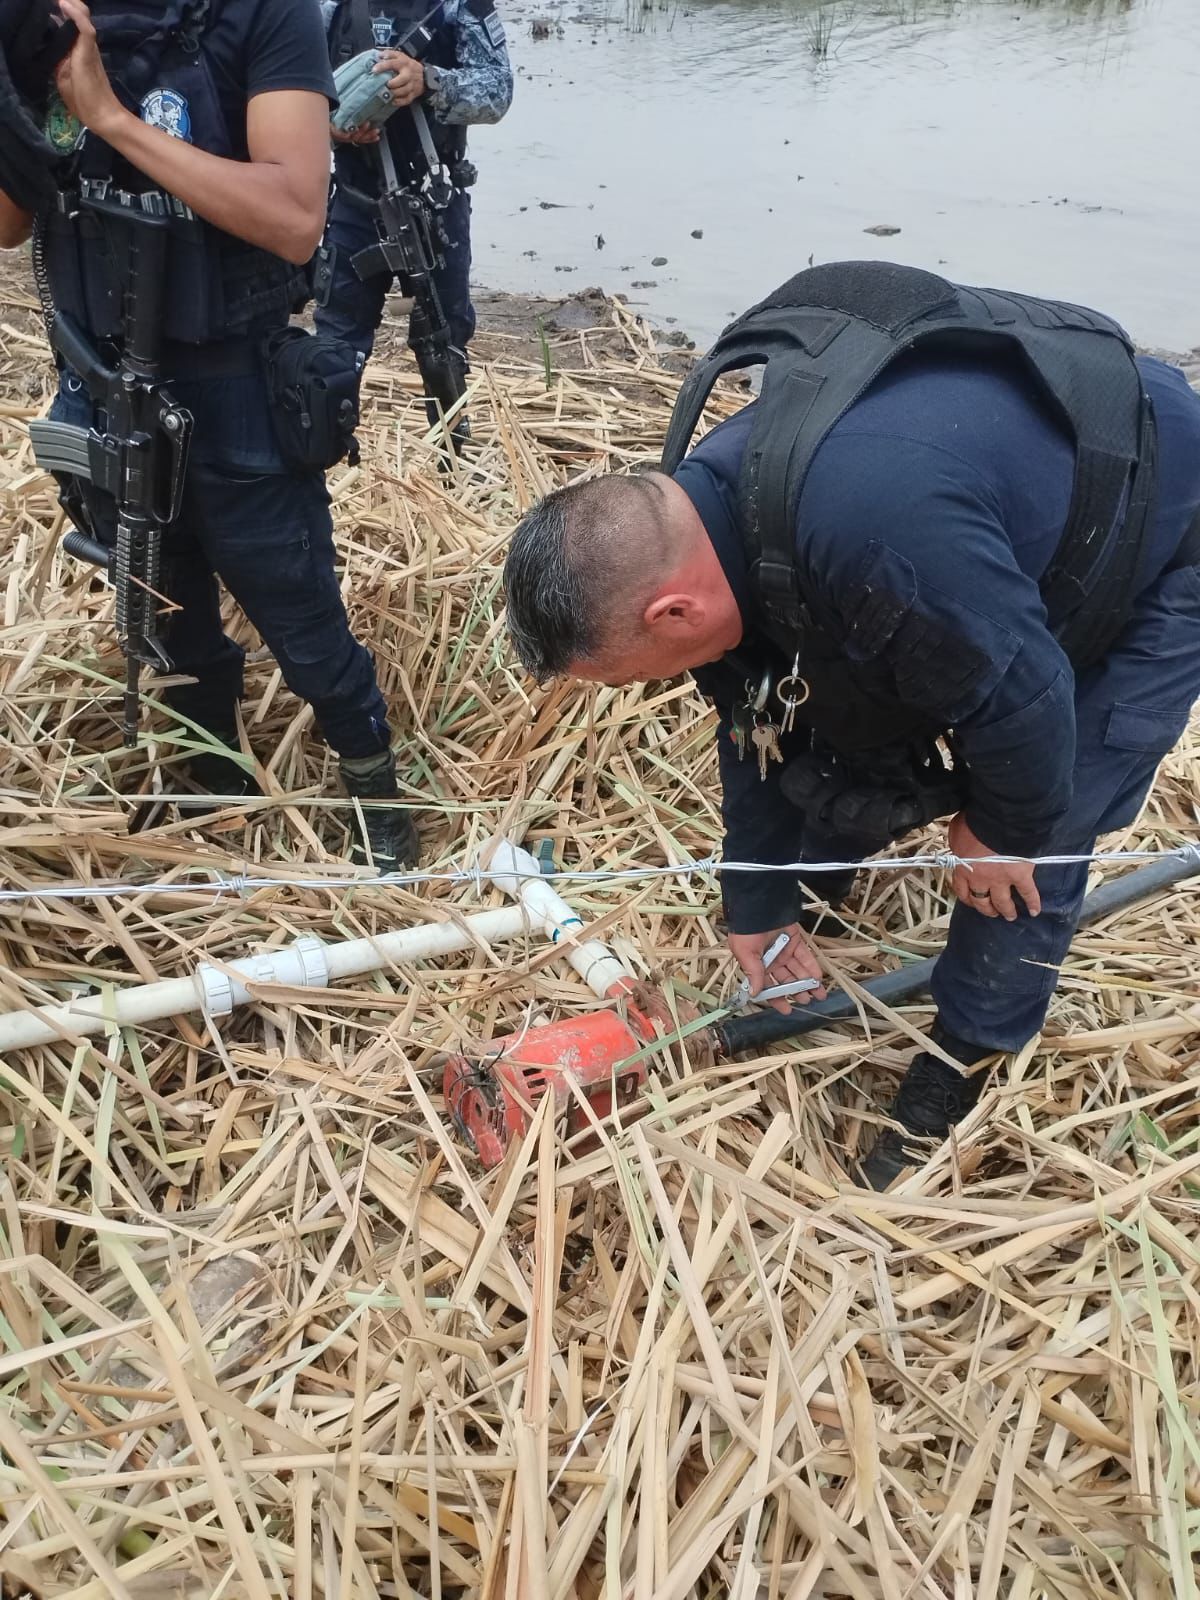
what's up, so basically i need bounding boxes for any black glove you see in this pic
[0,0,76,213]
[1,0,76,100]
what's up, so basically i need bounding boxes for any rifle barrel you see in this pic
[122,655,141,749]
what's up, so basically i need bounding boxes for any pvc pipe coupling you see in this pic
[197,935,330,1017]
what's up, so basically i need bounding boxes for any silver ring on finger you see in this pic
[969,888,991,900]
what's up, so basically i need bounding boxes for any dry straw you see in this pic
[0,270,1198,1598]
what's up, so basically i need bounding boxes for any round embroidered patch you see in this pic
[140,87,192,141]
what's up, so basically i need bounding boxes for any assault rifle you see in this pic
[30,188,192,745]
[348,109,468,448]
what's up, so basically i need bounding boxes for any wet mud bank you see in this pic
[2,252,1195,395]
[474,283,1200,385]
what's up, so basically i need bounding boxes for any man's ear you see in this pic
[644,591,704,632]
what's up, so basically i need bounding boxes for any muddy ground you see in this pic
[0,249,696,406]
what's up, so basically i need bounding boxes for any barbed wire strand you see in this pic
[0,844,1197,906]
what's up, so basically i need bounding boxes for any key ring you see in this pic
[776,673,810,710]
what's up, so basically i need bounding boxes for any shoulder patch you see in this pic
[465,0,506,45]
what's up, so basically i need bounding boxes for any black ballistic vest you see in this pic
[41,0,309,346]
[664,261,1157,755]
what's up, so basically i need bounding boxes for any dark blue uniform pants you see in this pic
[52,369,391,760]
[314,188,475,364]
[928,559,1200,1052]
[789,561,1200,1054]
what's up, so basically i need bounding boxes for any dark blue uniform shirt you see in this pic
[682,351,1200,931]
[202,0,335,158]
[74,0,336,458]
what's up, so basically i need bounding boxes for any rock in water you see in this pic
[864,224,902,236]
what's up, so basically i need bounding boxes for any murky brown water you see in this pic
[470,0,1200,349]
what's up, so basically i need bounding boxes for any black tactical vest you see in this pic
[40,0,309,346]
[663,261,1157,755]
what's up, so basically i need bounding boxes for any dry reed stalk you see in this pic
[0,262,1198,1596]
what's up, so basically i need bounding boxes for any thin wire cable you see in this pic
[0,844,1197,906]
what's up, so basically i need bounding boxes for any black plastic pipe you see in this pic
[714,846,1200,1055]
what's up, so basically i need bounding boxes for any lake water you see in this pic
[469,0,1200,350]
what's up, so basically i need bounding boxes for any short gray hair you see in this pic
[503,473,668,680]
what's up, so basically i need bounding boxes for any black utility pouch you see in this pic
[261,325,363,472]
[310,243,337,310]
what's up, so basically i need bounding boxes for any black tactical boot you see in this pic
[449,413,472,454]
[858,1051,988,1191]
[434,414,473,476]
[339,749,419,870]
[186,739,258,799]
[180,729,260,813]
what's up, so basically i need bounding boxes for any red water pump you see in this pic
[443,985,665,1168]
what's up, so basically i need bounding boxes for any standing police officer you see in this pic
[0,0,418,868]
[314,0,512,440]
[502,262,1200,1189]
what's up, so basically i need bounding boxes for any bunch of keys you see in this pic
[730,931,821,1009]
[751,715,782,780]
[731,663,810,777]
[732,669,769,767]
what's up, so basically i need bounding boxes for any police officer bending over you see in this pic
[0,0,418,869]
[314,0,512,440]
[502,261,1200,1189]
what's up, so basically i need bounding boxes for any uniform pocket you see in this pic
[843,541,1022,722]
[190,465,350,671]
[1105,701,1192,755]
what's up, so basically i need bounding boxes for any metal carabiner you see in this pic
[744,669,771,715]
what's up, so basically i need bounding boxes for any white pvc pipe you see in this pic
[0,905,531,1054]
[322,907,526,983]
[0,838,636,1054]
[485,840,634,999]
[0,974,209,1052]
